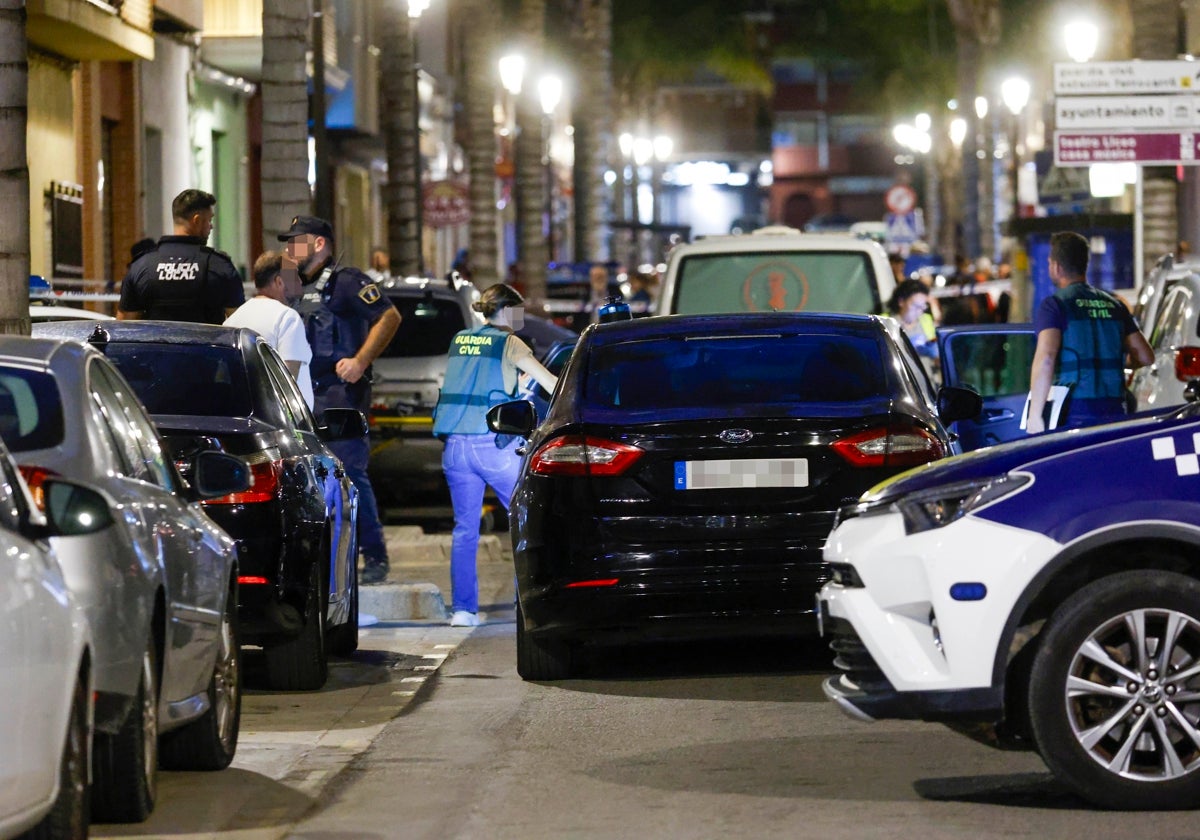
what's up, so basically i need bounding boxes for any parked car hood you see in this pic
[861,405,1197,503]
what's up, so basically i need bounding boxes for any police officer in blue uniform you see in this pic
[118,189,245,323]
[1027,231,1154,433]
[432,284,558,626]
[280,216,402,585]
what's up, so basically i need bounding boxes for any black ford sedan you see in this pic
[35,320,363,691]
[489,312,981,680]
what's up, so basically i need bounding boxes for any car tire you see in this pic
[92,638,157,823]
[264,564,328,691]
[1028,570,1200,810]
[327,561,359,657]
[160,584,241,770]
[21,672,89,840]
[515,600,574,681]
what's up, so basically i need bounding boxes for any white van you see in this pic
[658,226,896,316]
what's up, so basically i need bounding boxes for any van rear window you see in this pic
[382,295,468,358]
[672,252,880,315]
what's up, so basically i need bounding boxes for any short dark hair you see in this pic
[888,278,931,313]
[1050,231,1090,277]
[253,250,283,289]
[172,189,216,223]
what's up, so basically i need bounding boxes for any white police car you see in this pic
[820,396,1200,810]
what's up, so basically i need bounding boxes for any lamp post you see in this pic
[651,134,673,226]
[539,74,563,263]
[1001,76,1031,223]
[497,54,524,273]
[409,0,432,275]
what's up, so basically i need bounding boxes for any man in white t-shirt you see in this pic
[224,250,315,407]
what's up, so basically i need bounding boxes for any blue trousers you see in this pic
[442,434,521,613]
[1061,397,1127,431]
[328,435,388,564]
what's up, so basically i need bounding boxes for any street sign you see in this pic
[1054,60,1200,95]
[1038,164,1092,204]
[1054,130,1199,166]
[885,211,921,247]
[884,184,916,215]
[1056,95,1200,130]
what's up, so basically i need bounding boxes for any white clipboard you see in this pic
[1019,385,1072,431]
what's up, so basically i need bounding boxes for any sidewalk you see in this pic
[358,525,515,622]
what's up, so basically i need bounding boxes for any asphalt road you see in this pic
[93,611,1200,839]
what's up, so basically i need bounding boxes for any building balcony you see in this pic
[28,0,154,61]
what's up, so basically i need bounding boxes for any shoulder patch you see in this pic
[358,283,382,304]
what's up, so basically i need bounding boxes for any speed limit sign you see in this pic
[885,184,917,216]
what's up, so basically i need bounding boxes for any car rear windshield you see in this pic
[102,344,253,417]
[581,330,886,414]
[672,252,881,315]
[381,294,468,357]
[0,367,65,452]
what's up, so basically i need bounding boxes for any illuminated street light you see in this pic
[949,117,967,147]
[1001,77,1030,116]
[632,136,654,167]
[538,74,563,116]
[974,96,988,121]
[1000,76,1031,222]
[408,0,431,17]
[1065,19,1100,63]
[653,135,674,163]
[498,54,525,95]
[915,112,931,133]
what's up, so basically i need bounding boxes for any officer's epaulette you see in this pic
[202,245,235,263]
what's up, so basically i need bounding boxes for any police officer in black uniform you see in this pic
[280,216,402,585]
[118,189,245,323]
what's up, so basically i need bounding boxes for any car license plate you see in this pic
[674,458,809,490]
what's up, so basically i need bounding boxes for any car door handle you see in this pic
[315,464,329,479]
[516,446,527,456]
[982,408,1014,422]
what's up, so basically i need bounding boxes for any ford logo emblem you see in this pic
[718,429,753,444]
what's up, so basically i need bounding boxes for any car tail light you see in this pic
[831,425,945,468]
[203,450,282,505]
[238,576,270,585]
[18,465,58,511]
[1175,347,1200,381]
[529,435,644,477]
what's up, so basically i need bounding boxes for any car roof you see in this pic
[0,334,99,367]
[32,319,250,349]
[587,311,884,342]
[673,229,885,255]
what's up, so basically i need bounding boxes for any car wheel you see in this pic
[92,638,157,823]
[515,600,574,681]
[160,583,241,770]
[327,560,360,657]
[21,672,89,840]
[264,564,328,690]
[1028,570,1200,810]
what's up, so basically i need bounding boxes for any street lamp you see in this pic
[498,54,525,96]
[539,74,563,262]
[1001,76,1031,221]
[1064,20,1100,63]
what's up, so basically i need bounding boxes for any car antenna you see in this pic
[87,324,110,351]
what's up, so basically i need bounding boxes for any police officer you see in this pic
[1027,231,1154,433]
[432,284,558,626]
[280,215,402,585]
[118,189,245,322]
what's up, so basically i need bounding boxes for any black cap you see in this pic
[277,215,333,242]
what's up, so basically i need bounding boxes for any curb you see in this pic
[359,582,447,622]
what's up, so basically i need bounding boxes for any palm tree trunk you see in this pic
[0,0,28,335]
[1132,0,1182,278]
[570,0,612,265]
[380,2,419,276]
[515,0,548,306]
[463,0,500,288]
[261,0,312,250]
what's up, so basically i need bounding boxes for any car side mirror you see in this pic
[319,407,369,441]
[41,479,115,537]
[486,400,537,436]
[1186,380,1200,404]
[191,451,251,500]
[937,385,984,424]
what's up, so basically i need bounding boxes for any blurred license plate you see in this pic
[674,458,809,490]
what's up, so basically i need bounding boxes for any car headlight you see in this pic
[895,474,1031,534]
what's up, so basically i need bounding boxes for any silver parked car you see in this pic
[1130,270,1200,413]
[0,336,249,824]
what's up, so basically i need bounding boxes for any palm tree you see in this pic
[568,0,612,266]
[462,0,501,288]
[380,1,419,276]
[0,0,28,335]
[261,0,312,250]
[1131,0,1182,278]
[945,0,1001,261]
[515,0,548,306]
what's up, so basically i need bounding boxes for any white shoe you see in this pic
[449,610,480,627]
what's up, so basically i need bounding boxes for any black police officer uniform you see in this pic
[118,235,244,323]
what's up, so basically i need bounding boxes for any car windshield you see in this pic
[581,330,886,414]
[381,294,468,357]
[102,344,254,417]
[0,367,65,452]
[673,251,880,315]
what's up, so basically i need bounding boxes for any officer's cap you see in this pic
[277,215,333,242]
